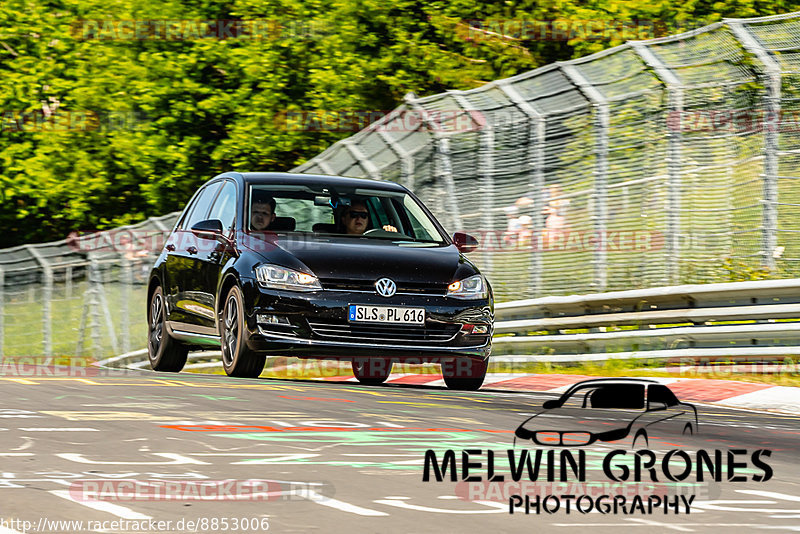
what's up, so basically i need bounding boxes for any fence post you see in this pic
[631,43,684,285]
[727,21,782,271]
[378,126,416,190]
[404,93,464,231]
[561,64,609,291]
[89,259,102,359]
[65,266,72,298]
[26,245,52,356]
[452,91,495,276]
[121,258,131,354]
[496,79,546,297]
[42,266,53,357]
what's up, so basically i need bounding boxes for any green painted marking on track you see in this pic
[237,458,421,470]
[214,431,510,448]
[189,394,245,401]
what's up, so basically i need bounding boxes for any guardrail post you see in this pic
[404,93,463,231]
[727,21,781,271]
[631,44,684,285]
[561,64,609,291]
[496,80,546,296]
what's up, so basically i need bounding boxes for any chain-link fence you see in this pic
[2,13,800,358]
[294,12,800,301]
[0,213,179,359]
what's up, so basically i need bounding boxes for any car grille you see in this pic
[307,319,460,344]
[319,278,446,296]
[533,431,592,446]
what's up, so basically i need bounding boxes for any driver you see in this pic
[341,200,398,235]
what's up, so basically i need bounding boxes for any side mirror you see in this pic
[542,400,560,409]
[191,219,224,240]
[452,231,479,253]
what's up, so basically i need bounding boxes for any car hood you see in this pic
[240,233,475,285]
[517,407,644,435]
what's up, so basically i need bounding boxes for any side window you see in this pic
[275,197,332,231]
[176,190,202,230]
[648,385,679,407]
[184,182,223,230]
[208,181,237,233]
[402,195,442,241]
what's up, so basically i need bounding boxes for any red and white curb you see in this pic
[319,373,800,414]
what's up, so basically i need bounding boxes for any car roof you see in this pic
[565,378,661,389]
[228,172,408,192]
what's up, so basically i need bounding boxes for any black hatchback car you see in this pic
[147,172,493,390]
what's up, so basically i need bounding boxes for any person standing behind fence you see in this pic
[503,196,534,248]
[542,184,569,249]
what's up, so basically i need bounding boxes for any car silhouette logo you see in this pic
[514,378,698,448]
[375,278,397,297]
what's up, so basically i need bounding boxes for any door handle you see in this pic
[186,246,198,255]
[166,243,176,252]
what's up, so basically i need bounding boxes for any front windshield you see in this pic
[560,384,646,410]
[247,184,447,243]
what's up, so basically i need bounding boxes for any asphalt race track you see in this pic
[1,367,799,533]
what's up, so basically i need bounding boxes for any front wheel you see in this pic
[148,286,188,372]
[220,285,266,378]
[352,357,392,385]
[441,358,488,391]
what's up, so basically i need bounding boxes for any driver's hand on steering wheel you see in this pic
[382,225,398,232]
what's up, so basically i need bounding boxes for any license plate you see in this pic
[348,305,425,325]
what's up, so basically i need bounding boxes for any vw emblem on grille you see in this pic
[375,278,397,297]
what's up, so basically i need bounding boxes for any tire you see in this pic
[441,358,488,391]
[148,286,188,372]
[352,357,392,386]
[220,285,266,378]
[632,429,649,448]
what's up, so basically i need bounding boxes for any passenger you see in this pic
[340,200,397,235]
[250,191,276,231]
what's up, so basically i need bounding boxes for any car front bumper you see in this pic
[239,277,493,362]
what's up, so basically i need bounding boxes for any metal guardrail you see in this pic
[101,278,800,369]
[493,278,800,362]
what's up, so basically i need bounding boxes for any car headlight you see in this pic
[446,274,487,299]
[255,264,322,291]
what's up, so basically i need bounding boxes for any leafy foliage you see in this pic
[0,0,795,245]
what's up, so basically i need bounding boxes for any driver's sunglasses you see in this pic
[347,211,369,219]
